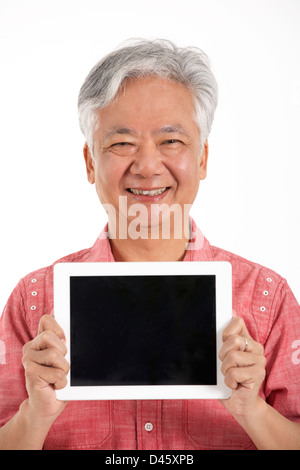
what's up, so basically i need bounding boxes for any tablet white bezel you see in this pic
[54,261,232,400]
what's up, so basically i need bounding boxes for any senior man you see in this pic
[0,39,299,450]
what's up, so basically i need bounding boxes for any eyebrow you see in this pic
[104,127,138,139]
[104,124,190,139]
[156,125,189,136]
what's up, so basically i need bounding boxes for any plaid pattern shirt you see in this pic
[0,220,299,450]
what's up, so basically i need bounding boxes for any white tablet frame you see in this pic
[54,261,232,400]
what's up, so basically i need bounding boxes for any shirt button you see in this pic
[144,422,153,432]
[31,279,37,283]
[267,278,272,282]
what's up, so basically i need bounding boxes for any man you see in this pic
[0,39,299,449]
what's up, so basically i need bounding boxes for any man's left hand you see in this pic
[218,315,267,418]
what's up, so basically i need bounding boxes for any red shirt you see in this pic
[0,220,299,450]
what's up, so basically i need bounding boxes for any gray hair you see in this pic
[78,39,218,155]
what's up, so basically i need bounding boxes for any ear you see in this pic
[83,143,95,184]
[199,139,209,180]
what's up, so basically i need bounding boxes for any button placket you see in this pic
[137,400,162,450]
[30,278,37,311]
[259,277,274,313]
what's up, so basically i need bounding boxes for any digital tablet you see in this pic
[54,261,232,400]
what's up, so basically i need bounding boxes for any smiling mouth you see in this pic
[127,187,169,196]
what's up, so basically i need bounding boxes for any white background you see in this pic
[0,0,299,313]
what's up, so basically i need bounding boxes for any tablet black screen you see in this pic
[70,275,216,386]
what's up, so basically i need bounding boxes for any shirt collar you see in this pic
[86,218,214,263]
[183,218,214,262]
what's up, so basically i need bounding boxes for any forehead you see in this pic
[95,76,198,137]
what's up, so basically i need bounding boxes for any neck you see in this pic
[109,236,188,262]
[108,216,190,261]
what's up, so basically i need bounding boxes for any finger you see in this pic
[38,314,66,341]
[24,329,67,356]
[23,347,70,374]
[219,333,264,361]
[219,334,253,361]
[222,316,250,343]
[24,361,68,391]
[221,350,266,377]
[224,363,266,391]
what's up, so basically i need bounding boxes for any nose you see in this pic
[130,143,164,177]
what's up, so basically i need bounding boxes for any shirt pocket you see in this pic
[44,401,113,450]
[183,400,255,450]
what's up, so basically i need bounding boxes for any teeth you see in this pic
[129,187,167,196]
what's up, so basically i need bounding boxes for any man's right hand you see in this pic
[21,312,69,422]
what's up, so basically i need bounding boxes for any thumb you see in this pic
[222,316,251,343]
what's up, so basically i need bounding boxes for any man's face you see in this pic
[84,76,208,235]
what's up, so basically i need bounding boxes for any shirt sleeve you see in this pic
[0,280,33,428]
[263,279,300,422]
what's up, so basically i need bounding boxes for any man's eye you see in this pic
[108,142,137,156]
[161,139,184,147]
[159,139,185,155]
[112,142,132,147]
